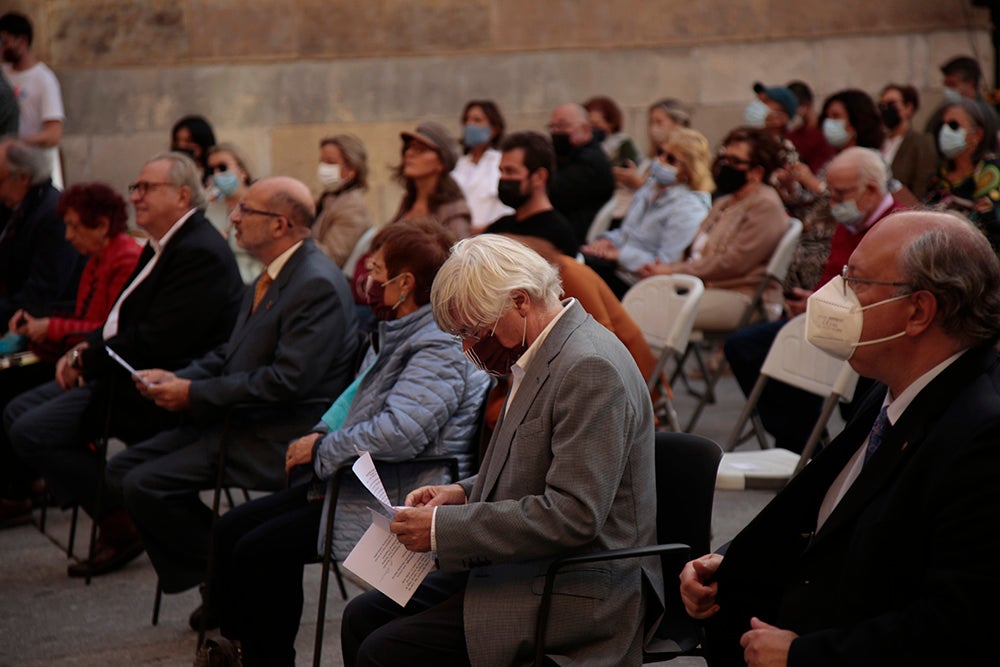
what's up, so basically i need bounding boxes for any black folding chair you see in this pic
[534,432,722,665]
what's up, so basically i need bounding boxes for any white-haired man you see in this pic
[341,234,661,666]
[725,146,907,453]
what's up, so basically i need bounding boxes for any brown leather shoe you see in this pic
[67,509,144,578]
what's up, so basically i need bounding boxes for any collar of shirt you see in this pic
[508,298,575,410]
[857,193,895,235]
[884,348,966,424]
[149,208,197,254]
[264,240,303,280]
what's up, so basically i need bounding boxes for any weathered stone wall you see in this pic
[6,0,994,222]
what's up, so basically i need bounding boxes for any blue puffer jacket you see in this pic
[313,304,490,558]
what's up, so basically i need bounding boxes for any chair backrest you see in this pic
[342,226,378,278]
[585,196,617,243]
[737,217,803,329]
[621,274,705,359]
[760,314,859,401]
[653,432,723,645]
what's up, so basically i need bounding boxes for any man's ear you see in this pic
[906,290,938,336]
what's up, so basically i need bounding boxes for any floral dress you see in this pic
[925,157,1000,251]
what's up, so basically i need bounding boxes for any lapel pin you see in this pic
[900,441,909,452]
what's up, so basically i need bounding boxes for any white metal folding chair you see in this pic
[718,314,859,489]
[585,197,617,243]
[621,274,704,431]
[680,218,803,432]
[341,226,378,278]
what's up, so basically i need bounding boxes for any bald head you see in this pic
[550,103,592,147]
[878,211,1000,348]
[257,176,315,232]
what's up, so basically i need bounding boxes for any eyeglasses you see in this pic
[944,119,963,131]
[840,265,910,297]
[236,202,282,218]
[208,163,230,174]
[656,150,681,166]
[127,181,175,196]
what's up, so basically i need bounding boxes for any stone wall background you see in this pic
[6,0,995,223]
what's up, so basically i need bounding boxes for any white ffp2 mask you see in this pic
[805,276,909,360]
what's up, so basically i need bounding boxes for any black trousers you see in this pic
[341,570,470,667]
[213,482,323,667]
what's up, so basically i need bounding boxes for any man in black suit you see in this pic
[546,103,614,245]
[96,176,358,594]
[4,152,243,572]
[681,211,1000,667]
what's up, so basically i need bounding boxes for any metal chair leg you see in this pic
[67,505,79,559]
[152,579,163,625]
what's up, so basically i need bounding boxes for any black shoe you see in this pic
[67,536,144,577]
[193,637,241,667]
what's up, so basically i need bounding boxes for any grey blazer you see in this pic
[176,238,359,489]
[435,300,663,666]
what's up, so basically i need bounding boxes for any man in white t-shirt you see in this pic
[0,12,64,188]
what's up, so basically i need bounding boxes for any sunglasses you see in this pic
[208,163,230,174]
[944,120,963,131]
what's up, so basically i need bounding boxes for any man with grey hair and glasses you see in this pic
[342,234,662,666]
[4,151,243,575]
[682,211,1000,666]
[0,138,82,329]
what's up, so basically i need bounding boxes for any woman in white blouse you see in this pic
[451,100,513,232]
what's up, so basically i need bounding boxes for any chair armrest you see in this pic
[533,542,690,667]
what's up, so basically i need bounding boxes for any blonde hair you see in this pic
[431,235,562,335]
[663,127,714,193]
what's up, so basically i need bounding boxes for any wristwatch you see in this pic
[69,348,83,371]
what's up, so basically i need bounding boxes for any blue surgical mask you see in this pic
[830,199,864,228]
[822,118,852,148]
[650,160,678,186]
[744,99,771,129]
[938,123,968,159]
[463,124,492,148]
[212,171,241,197]
[943,87,964,105]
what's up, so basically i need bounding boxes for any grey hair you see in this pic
[320,134,368,189]
[269,190,315,230]
[4,140,51,185]
[833,146,887,196]
[896,212,1000,347]
[147,151,208,210]
[431,234,562,335]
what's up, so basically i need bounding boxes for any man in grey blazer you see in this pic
[342,234,662,666]
[89,177,359,593]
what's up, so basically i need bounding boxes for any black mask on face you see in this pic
[714,163,749,196]
[592,128,608,143]
[550,132,573,157]
[879,104,902,131]
[497,178,531,210]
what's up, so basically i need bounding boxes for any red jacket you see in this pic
[814,195,908,290]
[46,232,142,344]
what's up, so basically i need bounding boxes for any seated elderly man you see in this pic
[341,234,661,666]
[724,147,907,452]
[95,176,359,588]
[0,139,83,337]
[4,152,244,575]
[682,211,1000,666]
[546,102,615,245]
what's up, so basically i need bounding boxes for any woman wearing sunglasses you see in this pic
[580,127,714,298]
[925,98,1000,251]
[204,143,261,283]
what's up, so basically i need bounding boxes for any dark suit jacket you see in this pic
[174,239,358,487]
[548,139,615,245]
[0,180,84,323]
[81,211,244,440]
[705,345,1000,666]
[891,130,938,200]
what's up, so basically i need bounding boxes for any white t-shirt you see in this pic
[3,62,65,188]
[451,148,513,232]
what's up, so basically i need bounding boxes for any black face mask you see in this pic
[550,133,574,157]
[879,104,902,131]
[497,178,531,210]
[714,163,749,196]
[592,128,608,143]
